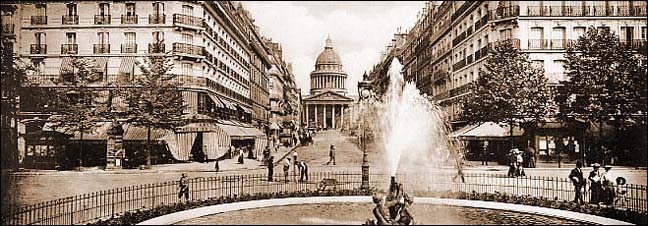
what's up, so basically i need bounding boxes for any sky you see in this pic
[241,1,426,96]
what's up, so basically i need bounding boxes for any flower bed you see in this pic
[88,188,646,225]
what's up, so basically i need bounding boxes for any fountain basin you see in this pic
[138,197,631,225]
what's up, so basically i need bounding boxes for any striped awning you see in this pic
[119,57,136,75]
[219,97,237,111]
[93,57,109,73]
[217,123,255,140]
[60,57,74,75]
[240,105,252,114]
[207,93,225,109]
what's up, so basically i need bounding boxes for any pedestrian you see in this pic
[178,173,189,202]
[214,160,219,172]
[267,156,275,182]
[284,157,291,182]
[237,147,245,164]
[507,149,517,178]
[602,165,615,205]
[229,145,235,159]
[569,161,586,205]
[527,144,537,168]
[515,149,524,176]
[614,177,628,207]
[293,151,299,163]
[327,145,336,165]
[263,146,271,165]
[481,141,489,166]
[588,163,603,204]
[297,161,309,182]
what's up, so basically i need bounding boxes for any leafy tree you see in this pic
[120,42,186,168]
[556,26,647,164]
[461,39,550,148]
[48,57,107,170]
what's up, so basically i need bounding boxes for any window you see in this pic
[126,3,136,16]
[182,33,193,44]
[573,27,586,39]
[66,33,76,44]
[36,4,47,16]
[182,5,193,16]
[66,3,77,16]
[183,63,192,76]
[530,27,544,39]
[153,2,164,15]
[642,27,647,40]
[153,31,164,42]
[125,32,136,44]
[99,3,110,16]
[35,32,46,45]
[620,27,634,41]
[32,59,44,74]
[98,32,109,44]
[597,26,610,33]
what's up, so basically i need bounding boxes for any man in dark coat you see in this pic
[588,163,603,204]
[569,161,586,205]
[267,156,274,182]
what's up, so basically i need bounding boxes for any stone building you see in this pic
[2,1,289,169]
[302,36,353,130]
[369,1,647,163]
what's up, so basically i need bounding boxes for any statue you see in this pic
[365,177,415,225]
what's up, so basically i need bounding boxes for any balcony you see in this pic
[450,83,472,97]
[121,44,137,53]
[61,44,78,54]
[2,23,14,34]
[466,26,473,37]
[527,6,548,16]
[453,59,467,71]
[31,15,47,25]
[474,13,489,31]
[492,6,520,20]
[620,39,648,50]
[94,15,111,25]
[173,43,204,57]
[451,1,473,21]
[173,14,204,29]
[148,43,166,53]
[30,44,47,54]
[618,6,648,17]
[93,44,110,54]
[477,44,490,59]
[549,39,577,50]
[61,15,79,25]
[121,15,138,24]
[528,39,548,49]
[466,54,474,64]
[452,31,467,46]
[149,14,165,24]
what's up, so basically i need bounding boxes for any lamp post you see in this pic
[358,74,373,191]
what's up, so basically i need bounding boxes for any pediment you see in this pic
[304,91,353,102]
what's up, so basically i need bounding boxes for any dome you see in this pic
[315,37,342,65]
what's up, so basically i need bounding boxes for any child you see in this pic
[614,177,628,207]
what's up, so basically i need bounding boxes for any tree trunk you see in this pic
[146,123,152,169]
[599,119,603,165]
[79,128,84,171]
[509,121,514,149]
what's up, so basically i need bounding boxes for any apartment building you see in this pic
[3,1,284,169]
[369,1,647,162]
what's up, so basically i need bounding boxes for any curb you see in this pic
[137,196,633,225]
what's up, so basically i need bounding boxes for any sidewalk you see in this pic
[464,160,646,170]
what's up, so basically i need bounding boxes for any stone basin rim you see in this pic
[137,196,633,225]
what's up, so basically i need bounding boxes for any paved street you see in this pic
[2,130,646,212]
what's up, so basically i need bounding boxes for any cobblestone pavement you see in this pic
[2,130,646,211]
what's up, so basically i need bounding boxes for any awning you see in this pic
[217,123,255,140]
[60,57,74,75]
[42,121,112,140]
[123,124,172,141]
[458,122,524,140]
[119,56,136,75]
[207,93,224,109]
[449,124,479,138]
[94,57,108,72]
[219,97,237,111]
[242,127,265,137]
[241,105,252,114]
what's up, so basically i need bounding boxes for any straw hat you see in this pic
[591,163,601,168]
[604,165,613,169]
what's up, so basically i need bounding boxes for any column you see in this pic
[332,105,336,129]
[341,106,345,130]
[305,104,309,126]
[314,104,318,128]
[323,105,327,128]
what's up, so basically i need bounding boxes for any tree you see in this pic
[556,26,647,165]
[48,57,107,170]
[120,41,186,168]
[461,39,551,148]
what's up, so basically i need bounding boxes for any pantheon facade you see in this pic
[302,37,354,130]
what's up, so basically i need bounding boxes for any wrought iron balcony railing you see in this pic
[491,6,520,20]
[452,59,467,71]
[620,39,648,50]
[2,23,14,34]
[121,15,138,24]
[528,39,548,49]
[121,44,137,53]
[30,44,47,54]
[94,15,111,25]
[173,43,204,56]
[149,14,165,24]
[148,43,166,53]
[61,15,79,25]
[173,14,204,28]
[61,44,78,54]
[93,44,110,54]
[31,15,47,25]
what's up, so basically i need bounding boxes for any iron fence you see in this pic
[1,171,645,225]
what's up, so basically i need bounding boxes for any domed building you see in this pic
[302,36,354,130]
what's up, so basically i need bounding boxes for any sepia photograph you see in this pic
[1,1,646,225]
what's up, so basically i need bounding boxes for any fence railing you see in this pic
[2,171,646,225]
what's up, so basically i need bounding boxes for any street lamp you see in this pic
[358,74,373,191]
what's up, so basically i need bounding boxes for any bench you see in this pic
[317,178,338,192]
